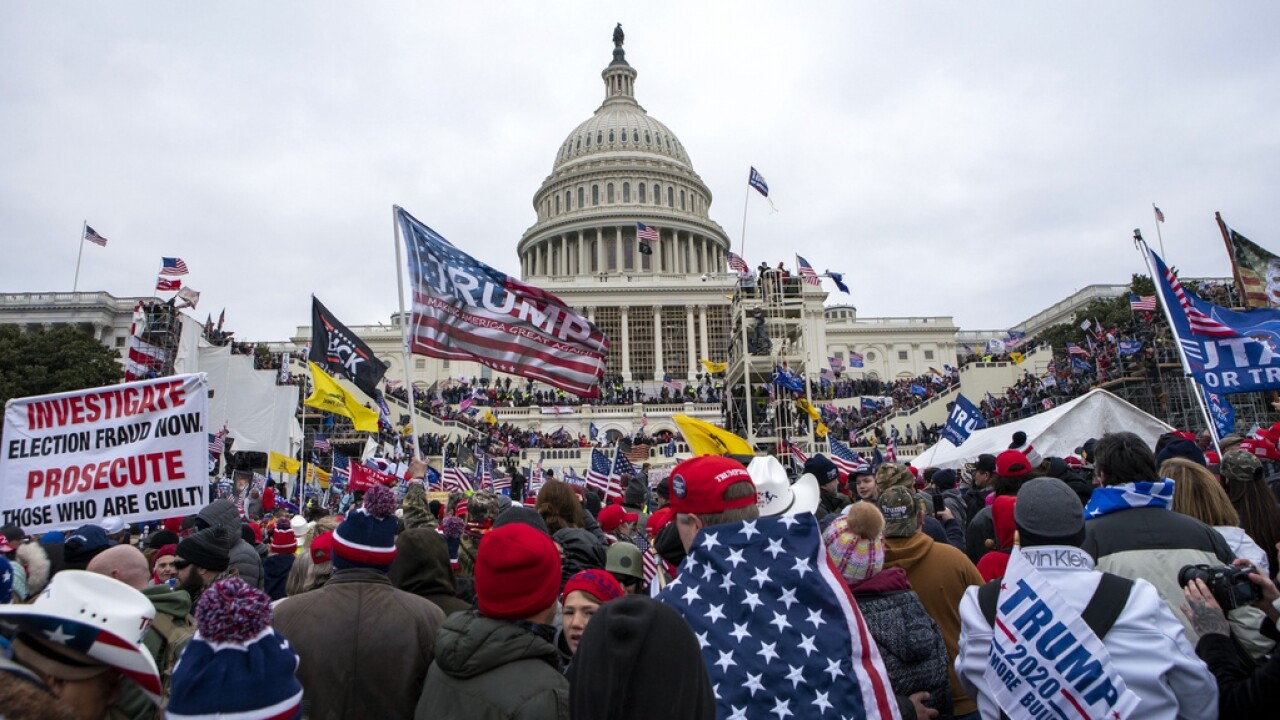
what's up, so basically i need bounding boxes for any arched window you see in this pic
[592,185,600,206]
[555,195,560,213]
[585,134,591,147]
[597,132,603,145]
[653,184,660,204]
[565,190,571,210]
[575,138,581,151]
[679,190,685,210]
[638,183,646,203]
[622,182,630,202]
[607,183,614,203]
[578,187,585,208]
[621,129,628,142]
[609,130,615,143]
[645,132,651,144]
[667,186,674,207]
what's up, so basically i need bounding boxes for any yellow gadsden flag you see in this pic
[1010,352,1025,365]
[794,398,821,421]
[700,359,728,374]
[268,451,301,475]
[305,362,380,433]
[673,414,753,457]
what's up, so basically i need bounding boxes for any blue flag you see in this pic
[827,271,850,294]
[657,515,898,718]
[1204,388,1236,440]
[1071,357,1094,373]
[773,366,805,393]
[748,166,769,197]
[848,351,865,368]
[860,397,878,413]
[1117,340,1143,357]
[940,393,985,446]
[909,383,927,396]
[1146,241,1280,393]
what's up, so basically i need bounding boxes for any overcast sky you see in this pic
[3,2,1278,342]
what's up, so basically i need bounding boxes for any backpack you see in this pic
[151,611,197,709]
[977,573,1133,720]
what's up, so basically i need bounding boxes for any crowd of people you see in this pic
[6,421,1280,719]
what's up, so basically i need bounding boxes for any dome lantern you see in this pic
[603,24,637,105]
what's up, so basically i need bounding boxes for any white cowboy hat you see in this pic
[0,570,161,705]
[749,456,821,517]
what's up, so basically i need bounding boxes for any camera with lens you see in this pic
[1177,564,1262,611]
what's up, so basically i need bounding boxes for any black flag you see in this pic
[309,296,389,399]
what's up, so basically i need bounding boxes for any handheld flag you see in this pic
[310,296,389,399]
[268,451,301,475]
[848,351,865,368]
[672,414,753,457]
[1218,214,1280,309]
[939,394,985,446]
[396,207,608,398]
[700,359,727,374]
[1129,294,1157,312]
[304,362,380,432]
[795,255,821,286]
[1204,388,1235,440]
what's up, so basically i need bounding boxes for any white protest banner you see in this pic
[984,547,1141,720]
[1,374,209,533]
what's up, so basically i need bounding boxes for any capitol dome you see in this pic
[517,27,730,283]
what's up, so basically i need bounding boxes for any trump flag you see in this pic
[396,207,609,398]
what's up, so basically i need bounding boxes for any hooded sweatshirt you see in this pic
[415,610,569,720]
[196,499,263,589]
[389,528,472,616]
[884,531,983,717]
[567,595,715,720]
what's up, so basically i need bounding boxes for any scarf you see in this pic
[1083,479,1174,519]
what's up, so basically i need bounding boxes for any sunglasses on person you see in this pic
[173,558,192,570]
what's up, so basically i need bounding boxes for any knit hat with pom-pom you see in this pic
[332,485,399,572]
[167,576,302,719]
[822,503,886,586]
[269,518,297,555]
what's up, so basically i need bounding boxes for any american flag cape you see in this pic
[396,206,609,398]
[442,455,474,493]
[884,438,897,462]
[657,515,900,719]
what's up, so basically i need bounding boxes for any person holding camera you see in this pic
[1182,558,1280,718]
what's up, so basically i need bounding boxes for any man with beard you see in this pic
[173,526,232,601]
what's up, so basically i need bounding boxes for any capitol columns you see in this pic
[686,305,697,379]
[697,305,709,375]
[615,227,624,273]
[560,235,568,276]
[577,230,587,275]
[653,306,664,381]
[619,305,631,382]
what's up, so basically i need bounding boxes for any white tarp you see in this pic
[911,389,1174,471]
[198,345,301,455]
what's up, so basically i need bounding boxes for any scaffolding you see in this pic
[723,273,820,458]
[125,300,185,380]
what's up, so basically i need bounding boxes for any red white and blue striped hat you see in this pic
[332,485,399,570]
[0,570,162,705]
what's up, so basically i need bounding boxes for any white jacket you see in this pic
[956,545,1217,720]
[1215,525,1270,578]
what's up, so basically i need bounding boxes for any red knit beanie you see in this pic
[561,569,624,605]
[475,524,561,621]
[269,519,297,555]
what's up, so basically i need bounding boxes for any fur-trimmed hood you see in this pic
[15,543,51,597]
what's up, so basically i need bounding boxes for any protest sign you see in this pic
[1,374,209,533]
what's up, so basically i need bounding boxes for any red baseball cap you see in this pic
[645,507,674,537]
[995,449,1032,478]
[597,504,639,534]
[667,456,755,515]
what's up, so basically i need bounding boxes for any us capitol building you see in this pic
[6,29,1061,442]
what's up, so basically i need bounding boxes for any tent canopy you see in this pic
[910,389,1174,471]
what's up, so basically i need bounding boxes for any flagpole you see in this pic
[391,205,422,461]
[73,220,87,292]
[738,180,751,261]
[1135,233,1219,455]
[1152,204,1167,258]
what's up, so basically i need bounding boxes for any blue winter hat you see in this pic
[332,485,399,571]
[39,531,65,544]
[167,576,302,720]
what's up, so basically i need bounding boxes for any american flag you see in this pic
[884,437,897,462]
[612,453,637,496]
[727,251,749,273]
[828,437,870,477]
[1145,244,1236,337]
[786,441,809,465]
[84,225,108,247]
[1154,205,1165,223]
[641,547,660,584]
[828,356,844,371]
[331,453,351,487]
[585,448,615,496]
[636,222,660,241]
[795,255,822,286]
[208,427,227,456]
[848,351,865,368]
[443,455,474,492]
[313,435,331,452]
[819,368,833,380]
[657,515,899,719]
[624,443,651,463]
[397,207,609,398]
[155,277,181,292]
[1065,342,1090,357]
[663,373,684,392]
[159,257,189,276]
[476,452,493,491]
